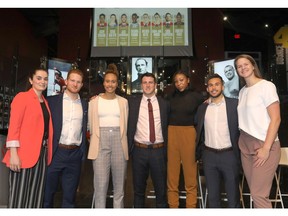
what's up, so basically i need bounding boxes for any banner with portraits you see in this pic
[93,9,188,47]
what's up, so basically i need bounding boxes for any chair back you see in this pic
[279,147,288,166]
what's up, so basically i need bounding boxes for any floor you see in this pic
[54,159,161,208]
[52,158,288,209]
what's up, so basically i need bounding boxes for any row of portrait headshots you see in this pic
[96,10,185,29]
[208,59,240,99]
[92,8,190,48]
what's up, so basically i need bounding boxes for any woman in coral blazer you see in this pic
[2,68,53,208]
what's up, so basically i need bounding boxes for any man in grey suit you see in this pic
[128,72,170,208]
[196,74,240,208]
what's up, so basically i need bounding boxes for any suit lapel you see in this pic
[157,97,165,128]
[225,98,232,130]
[58,94,64,132]
[118,96,125,138]
[200,104,208,129]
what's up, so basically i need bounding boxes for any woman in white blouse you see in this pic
[235,54,281,208]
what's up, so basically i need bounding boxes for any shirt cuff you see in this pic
[6,140,20,148]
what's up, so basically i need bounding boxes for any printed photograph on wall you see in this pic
[213,59,239,99]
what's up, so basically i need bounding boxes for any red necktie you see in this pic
[147,99,156,143]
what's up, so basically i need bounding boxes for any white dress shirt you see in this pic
[134,95,164,144]
[59,92,83,146]
[204,97,232,149]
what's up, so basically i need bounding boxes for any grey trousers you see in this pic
[92,127,127,208]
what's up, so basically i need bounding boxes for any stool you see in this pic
[273,147,288,208]
[197,161,205,208]
[177,161,205,208]
[204,182,244,208]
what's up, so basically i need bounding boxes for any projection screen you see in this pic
[90,8,193,57]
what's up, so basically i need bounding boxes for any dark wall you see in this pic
[190,8,224,91]
[0,9,48,91]
[57,9,92,73]
[56,8,224,92]
[0,8,224,93]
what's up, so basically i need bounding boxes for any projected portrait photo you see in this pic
[131,57,153,94]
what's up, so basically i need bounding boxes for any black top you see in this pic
[40,102,50,139]
[168,89,204,126]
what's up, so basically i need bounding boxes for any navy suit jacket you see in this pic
[127,95,170,154]
[195,97,240,163]
[47,93,88,160]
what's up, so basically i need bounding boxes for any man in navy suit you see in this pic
[128,72,170,208]
[44,69,88,208]
[196,74,240,208]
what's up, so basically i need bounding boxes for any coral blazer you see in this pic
[2,88,53,168]
[87,95,129,160]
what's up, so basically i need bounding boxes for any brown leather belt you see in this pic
[59,143,80,150]
[205,145,233,153]
[135,142,164,149]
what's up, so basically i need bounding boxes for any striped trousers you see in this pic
[8,140,48,208]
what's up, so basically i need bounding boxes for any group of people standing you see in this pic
[2,54,281,209]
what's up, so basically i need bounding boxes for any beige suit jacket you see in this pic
[87,95,129,160]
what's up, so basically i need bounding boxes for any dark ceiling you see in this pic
[221,8,288,39]
[18,8,288,38]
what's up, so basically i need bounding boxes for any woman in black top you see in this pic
[166,71,203,208]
